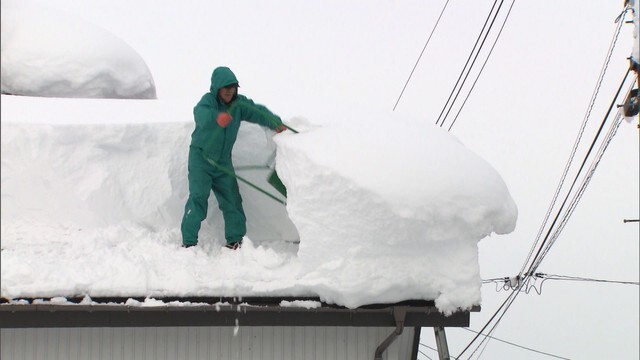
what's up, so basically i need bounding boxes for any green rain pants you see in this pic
[181,147,246,246]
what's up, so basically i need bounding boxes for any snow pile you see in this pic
[0,122,190,229]
[276,118,517,310]
[0,114,301,301]
[0,1,156,99]
[0,120,294,239]
[0,105,517,314]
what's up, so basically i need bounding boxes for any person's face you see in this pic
[218,85,237,104]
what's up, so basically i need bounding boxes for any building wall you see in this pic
[1,326,416,360]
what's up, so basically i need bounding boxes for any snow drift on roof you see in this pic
[0,1,156,99]
[0,102,517,315]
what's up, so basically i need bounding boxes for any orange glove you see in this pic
[275,125,287,133]
[217,112,233,128]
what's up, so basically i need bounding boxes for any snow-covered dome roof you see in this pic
[0,1,156,99]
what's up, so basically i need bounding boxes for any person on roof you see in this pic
[181,66,286,250]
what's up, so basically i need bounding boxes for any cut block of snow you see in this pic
[275,118,518,312]
[0,1,156,99]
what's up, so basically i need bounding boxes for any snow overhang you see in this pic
[0,297,479,328]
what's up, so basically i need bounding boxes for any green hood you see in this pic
[210,66,239,96]
[191,66,282,162]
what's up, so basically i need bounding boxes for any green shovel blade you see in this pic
[267,169,287,197]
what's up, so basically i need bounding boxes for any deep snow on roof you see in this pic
[0,99,517,314]
[0,0,517,315]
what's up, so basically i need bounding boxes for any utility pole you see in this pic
[620,1,639,125]
[622,0,640,224]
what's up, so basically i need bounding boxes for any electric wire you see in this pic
[483,276,546,295]
[526,70,632,274]
[410,4,633,359]
[468,290,524,359]
[419,343,458,359]
[417,347,435,360]
[435,0,501,127]
[518,3,629,277]
[535,107,631,267]
[461,328,571,359]
[482,269,640,296]
[456,290,518,358]
[393,0,451,111]
[524,68,631,276]
[535,273,640,286]
[460,70,634,360]
[458,11,630,357]
[438,0,506,129]
[447,0,517,131]
[474,331,494,360]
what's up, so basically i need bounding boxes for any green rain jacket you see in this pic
[190,67,283,163]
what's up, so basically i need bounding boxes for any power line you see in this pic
[419,343,458,359]
[535,273,640,286]
[518,12,628,276]
[483,276,546,295]
[435,0,502,127]
[535,113,626,265]
[456,290,518,358]
[460,70,635,360]
[527,71,633,274]
[447,0,516,131]
[438,0,507,129]
[393,0,452,111]
[468,289,528,359]
[417,347,435,360]
[459,15,634,356]
[482,269,640,296]
[460,328,571,359]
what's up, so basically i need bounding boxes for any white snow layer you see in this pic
[0,1,156,99]
[276,119,517,310]
[0,104,517,314]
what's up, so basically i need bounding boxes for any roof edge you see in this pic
[0,297,480,329]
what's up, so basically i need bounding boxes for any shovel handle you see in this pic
[283,124,299,133]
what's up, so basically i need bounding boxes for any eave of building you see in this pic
[0,297,480,329]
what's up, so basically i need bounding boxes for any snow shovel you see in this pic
[268,124,298,197]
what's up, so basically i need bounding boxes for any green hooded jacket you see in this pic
[190,66,283,162]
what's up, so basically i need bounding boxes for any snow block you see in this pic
[275,119,518,313]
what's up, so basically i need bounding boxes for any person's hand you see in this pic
[217,112,233,128]
[275,125,287,133]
